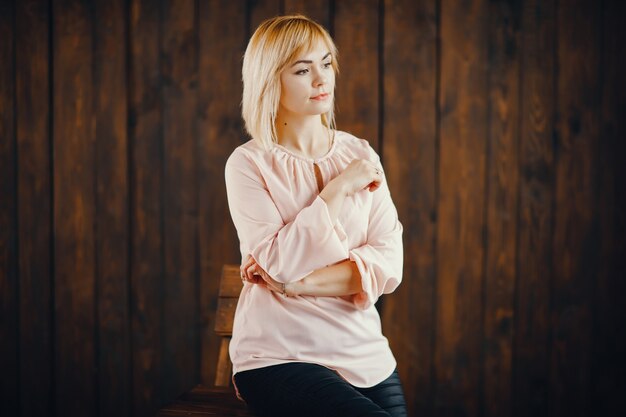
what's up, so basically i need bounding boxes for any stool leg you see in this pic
[214,337,232,387]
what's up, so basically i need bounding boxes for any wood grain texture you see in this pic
[219,265,245,298]
[94,0,130,416]
[483,1,521,416]
[551,0,601,415]
[333,0,379,152]
[213,264,242,388]
[214,298,237,335]
[514,1,555,416]
[436,0,489,415]
[214,338,232,387]
[382,0,437,416]
[197,0,247,387]
[0,0,18,415]
[2,2,624,417]
[249,0,281,31]
[53,0,96,415]
[160,0,198,402]
[129,0,164,414]
[284,0,330,29]
[15,1,52,416]
[592,1,626,415]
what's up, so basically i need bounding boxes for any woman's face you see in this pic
[279,40,335,118]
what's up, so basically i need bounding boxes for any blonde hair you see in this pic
[241,15,339,150]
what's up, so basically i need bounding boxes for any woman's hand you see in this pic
[240,254,266,285]
[240,254,286,295]
[332,159,382,197]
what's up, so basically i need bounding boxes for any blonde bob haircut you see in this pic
[241,15,339,150]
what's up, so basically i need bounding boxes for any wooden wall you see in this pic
[1,1,624,417]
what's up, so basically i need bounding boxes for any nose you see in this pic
[314,77,326,87]
[313,69,327,86]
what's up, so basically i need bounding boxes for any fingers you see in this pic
[363,159,382,183]
[372,162,383,179]
[240,255,260,282]
[367,163,383,192]
[240,255,270,286]
[241,254,253,271]
[245,263,259,282]
[239,256,283,294]
[368,180,382,192]
[357,160,383,192]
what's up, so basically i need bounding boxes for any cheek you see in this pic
[279,80,292,104]
[282,79,309,102]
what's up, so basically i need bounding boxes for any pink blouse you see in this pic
[224,129,404,400]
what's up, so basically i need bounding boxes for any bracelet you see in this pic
[281,282,288,297]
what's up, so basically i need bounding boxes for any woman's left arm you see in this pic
[289,259,362,296]
[345,147,404,310]
[242,256,362,297]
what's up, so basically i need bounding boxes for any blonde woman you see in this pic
[224,15,408,417]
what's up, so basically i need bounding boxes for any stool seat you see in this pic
[155,384,254,416]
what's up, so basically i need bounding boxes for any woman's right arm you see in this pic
[225,150,354,285]
[320,158,382,223]
[317,179,346,222]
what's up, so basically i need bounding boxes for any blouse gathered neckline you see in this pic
[271,129,338,163]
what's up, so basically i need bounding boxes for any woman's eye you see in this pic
[295,68,309,75]
[323,62,332,68]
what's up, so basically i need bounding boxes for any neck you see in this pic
[275,111,331,158]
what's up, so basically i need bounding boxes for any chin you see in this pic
[309,103,333,113]
[308,109,331,117]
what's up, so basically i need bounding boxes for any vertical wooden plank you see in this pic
[160,0,198,400]
[129,0,163,414]
[551,0,600,415]
[483,1,521,416]
[284,0,330,29]
[53,0,96,415]
[93,0,130,416]
[333,0,379,152]
[16,0,53,416]
[592,0,626,415]
[383,0,437,416]
[436,0,488,415]
[515,0,555,416]
[197,0,247,386]
[249,0,281,30]
[0,0,18,415]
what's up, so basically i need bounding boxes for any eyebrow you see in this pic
[290,52,332,67]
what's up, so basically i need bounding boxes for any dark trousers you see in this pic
[233,362,408,417]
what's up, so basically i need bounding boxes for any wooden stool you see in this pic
[154,265,255,416]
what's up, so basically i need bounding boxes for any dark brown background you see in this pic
[1,0,624,416]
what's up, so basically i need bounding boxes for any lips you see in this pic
[311,93,329,100]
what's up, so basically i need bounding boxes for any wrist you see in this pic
[286,277,306,297]
[326,177,347,198]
